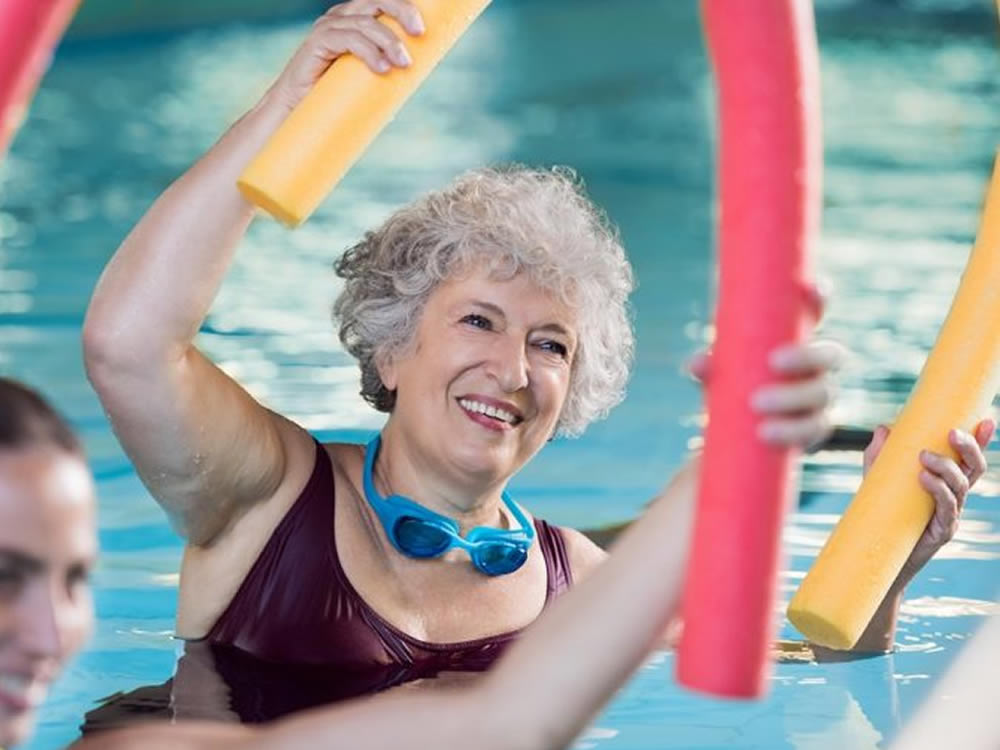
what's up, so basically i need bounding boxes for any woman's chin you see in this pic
[0,708,36,748]
[448,441,516,481]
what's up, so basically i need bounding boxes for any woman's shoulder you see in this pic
[542,522,609,584]
[323,439,366,480]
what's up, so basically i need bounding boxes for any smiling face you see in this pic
[380,268,578,487]
[0,447,96,747]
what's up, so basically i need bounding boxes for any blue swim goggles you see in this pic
[363,434,535,576]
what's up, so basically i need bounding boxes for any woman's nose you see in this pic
[486,335,529,393]
[18,578,82,662]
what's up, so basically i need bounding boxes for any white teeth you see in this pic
[459,399,518,424]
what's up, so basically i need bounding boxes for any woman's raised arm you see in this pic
[82,1,424,545]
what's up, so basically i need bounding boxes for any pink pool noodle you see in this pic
[0,0,80,156]
[676,0,822,698]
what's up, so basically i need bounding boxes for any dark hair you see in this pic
[0,377,82,455]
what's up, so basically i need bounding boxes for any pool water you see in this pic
[2,0,999,747]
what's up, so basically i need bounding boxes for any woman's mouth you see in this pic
[0,672,48,713]
[458,397,524,429]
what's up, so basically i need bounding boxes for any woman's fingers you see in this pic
[265,0,425,112]
[305,0,424,77]
[975,418,997,449]
[868,420,992,572]
[751,378,835,415]
[311,13,415,72]
[359,0,426,34]
[324,0,425,35]
[918,468,961,542]
[801,280,828,324]
[751,367,835,451]
[758,411,832,449]
[862,424,890,474]
[687,350,711,384]
[318,15,414,67]
[949,427,988,485]
[769,338,845,377]
[920,450,970,511]
[693,339,843,394]
[309,26,394,72]
[749,340,841,407]
[743,339,842,448]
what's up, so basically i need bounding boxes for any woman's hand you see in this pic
[690,338,845,451]
[263,0,425,113]
[843,418,994,653]
[863,419,995,586]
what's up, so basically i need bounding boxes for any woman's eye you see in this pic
[537,340,569,358]
[0,568,24,598]
[68,565,91,591]
[461,314,492,330]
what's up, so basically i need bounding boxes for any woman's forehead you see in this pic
[434,269,578,324]
[0,449,97,559]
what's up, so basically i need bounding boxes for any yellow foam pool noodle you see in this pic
[237,0,491,227]
[788,152,1000,649]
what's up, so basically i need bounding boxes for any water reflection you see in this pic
[900,596,1000,617]
[772,643,901,749]
[81,641,490,733]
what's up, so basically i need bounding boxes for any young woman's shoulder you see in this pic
[558,525,609,583]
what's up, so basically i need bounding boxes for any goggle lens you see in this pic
[394,517,451,558]
[475,542,529,576]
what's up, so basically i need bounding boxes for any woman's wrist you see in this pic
[248,84,296,125]
[182,93,290,215]
[892,559,921,595]
[854,584,905,653]
[228,91,290,153]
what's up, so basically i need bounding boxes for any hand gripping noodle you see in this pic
[788,155,1000,649]
[0,0,81,156]
[237,0,491,227]
[676,0,822,698]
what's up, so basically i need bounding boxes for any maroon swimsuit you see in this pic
[202,441,574,672]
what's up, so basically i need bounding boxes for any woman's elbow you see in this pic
[82,310,127,385]
[82,307,183,387]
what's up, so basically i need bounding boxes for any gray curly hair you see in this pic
[333,165,635,438]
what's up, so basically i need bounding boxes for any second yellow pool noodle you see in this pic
[787,152,1000,650]
[237,0,491,227]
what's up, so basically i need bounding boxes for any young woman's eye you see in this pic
[67,565,91,591]
[0,568,25,599]
[461,314,492,330]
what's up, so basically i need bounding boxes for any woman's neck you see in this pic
[373,425,511,533]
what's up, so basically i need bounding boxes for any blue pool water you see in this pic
[2,0,1000,747]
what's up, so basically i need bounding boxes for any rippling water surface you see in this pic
[2,1,999,748]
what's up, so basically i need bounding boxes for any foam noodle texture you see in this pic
[676,0,822,699]
[0,0,81,156]
[237,0,491,227]
[788,154,1000,650]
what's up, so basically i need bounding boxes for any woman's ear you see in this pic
[375,351,398,392]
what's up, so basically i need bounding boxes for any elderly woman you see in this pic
[5,383,988,750]
[2,375,696,750]
[81,0,987,690]
[4,376,990,750]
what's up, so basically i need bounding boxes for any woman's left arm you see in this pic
[847,420,995,653]
[571,337,844,579]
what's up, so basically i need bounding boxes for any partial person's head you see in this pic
[334,166,634,480]
[0,378,96,747]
